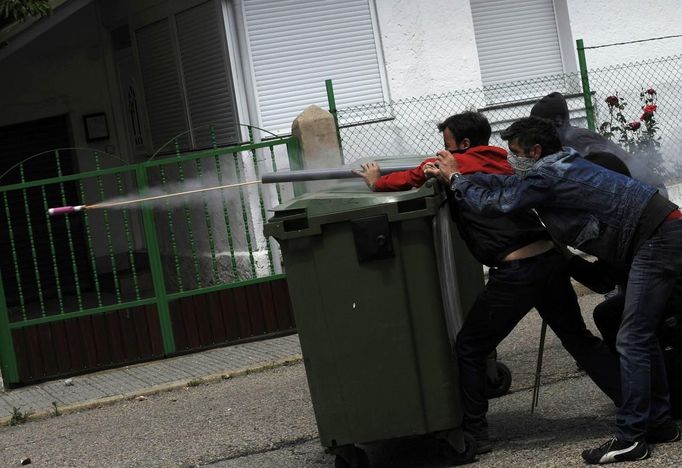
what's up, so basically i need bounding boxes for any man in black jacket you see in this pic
[361,112,622,455]
[530,91,668,197]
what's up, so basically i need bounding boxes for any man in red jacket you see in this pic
[356,112,621,455]
[357,133,511,191]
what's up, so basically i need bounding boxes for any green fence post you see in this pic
[576,38,596,131]
[286,137,305,197]
[325,79,344,158]
[0,271,20,385]
[135,165,176,355]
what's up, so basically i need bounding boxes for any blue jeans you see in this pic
[616,218,682,441]
[456,249,621,438]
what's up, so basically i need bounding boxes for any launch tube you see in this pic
[260,164,418,184]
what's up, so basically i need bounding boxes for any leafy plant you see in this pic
[598,88,668,179]
[0,0,51,22]
[9,406,28,426]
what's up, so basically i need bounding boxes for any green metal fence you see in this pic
[332,41,682,184]
[0,132,300,385]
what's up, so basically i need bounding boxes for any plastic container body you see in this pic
[265,181,484,449]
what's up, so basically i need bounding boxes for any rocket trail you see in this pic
[47,163,419,215]
[48,180,261,215]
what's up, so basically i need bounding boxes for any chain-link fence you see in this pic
[588,54,682,182]
[335,53,682,184]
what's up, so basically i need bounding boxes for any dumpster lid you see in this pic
[265,157,441,238]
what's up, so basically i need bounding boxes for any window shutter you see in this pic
[471,0,564,86]
[243,0,385,133]
[176,1,240,147]
[135,19,189,150]
[134,1,240,151]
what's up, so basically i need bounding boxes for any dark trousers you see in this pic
[455,249,621,437]
[615,219,682,440]
[594,288,682,420]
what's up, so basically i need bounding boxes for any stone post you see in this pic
[291,104,343,192]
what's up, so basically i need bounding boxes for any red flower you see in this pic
[628,121,641,131]
[646,88,657,95]
[642,104,657,113]
[605,95,620,106]
[640,112,653,121]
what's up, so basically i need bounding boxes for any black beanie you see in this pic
[530,92,569,124]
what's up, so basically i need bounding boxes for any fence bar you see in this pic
[576,38,596,131]
[135,165,175,355]
[195,157,220,283]
[41,185,65,312]
[212,150,239,280]
[3,193,26,319]
[176,156,202,288]
[20,164,46,316]
[116,172,141,300]
[268,145,282,204]
[248,128,274,275]
[232,150,257,278]
[285,137,305,197]
[94,153,121,304]
[78,180,103,307]
[0,273,19,384]
[325,78,344,158]
[56,151,83,310]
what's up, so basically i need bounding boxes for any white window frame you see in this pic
[552,0,578,74]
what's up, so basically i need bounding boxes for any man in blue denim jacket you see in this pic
[432,117,682,464]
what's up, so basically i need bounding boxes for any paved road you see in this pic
[0,293,680,467]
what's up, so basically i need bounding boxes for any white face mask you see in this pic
[507,153,536,179]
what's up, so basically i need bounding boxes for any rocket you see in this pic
[48,205,87,216]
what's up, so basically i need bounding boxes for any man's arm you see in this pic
[452,172,551,216]
[355,161,381,190]
[355,160,435,191]
[430,150,552,215]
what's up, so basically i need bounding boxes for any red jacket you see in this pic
[373,146,512,191]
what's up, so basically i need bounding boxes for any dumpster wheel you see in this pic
[486,361,512,399]
[332,445,369,468]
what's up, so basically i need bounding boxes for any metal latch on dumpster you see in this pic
[351,215,394,262]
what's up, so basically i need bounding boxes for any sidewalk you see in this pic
[0,280,595,426]
[0,334,302,425]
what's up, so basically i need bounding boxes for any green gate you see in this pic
[0,134,301,386]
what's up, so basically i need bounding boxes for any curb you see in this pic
[0,354,303,427]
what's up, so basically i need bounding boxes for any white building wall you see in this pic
[566,0,682,68]
[374,0,681,101]
[373,0,483,99]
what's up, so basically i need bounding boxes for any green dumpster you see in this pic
[265,179,484,467]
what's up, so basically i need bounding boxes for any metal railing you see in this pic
[0,131,300,384]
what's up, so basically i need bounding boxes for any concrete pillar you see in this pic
[291,104,342,192]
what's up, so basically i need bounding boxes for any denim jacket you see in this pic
[451,148,658,268]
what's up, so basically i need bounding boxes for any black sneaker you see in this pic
[646,420,681,444]
[581,438,649,464]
